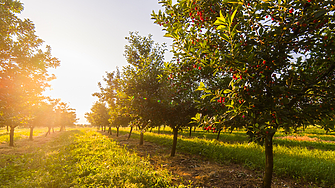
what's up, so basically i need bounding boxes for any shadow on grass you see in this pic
[113,128,335,187]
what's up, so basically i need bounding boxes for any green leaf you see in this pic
[226,0,243,5]
[219,33,230,42]
[230,8,239,23]
[224,89,232,93]
[164,33,173,38]
[197,82,206,91]
[201,94,212,99]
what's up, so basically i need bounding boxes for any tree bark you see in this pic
[189,126,192,137]
[171,127,178,157]
[117,127,119,137]
[45,127,51,136]
[263,133,274,188]
[158,126,160,134]
[194,126,196,132]
[128,126,133,140]
[7,125,9,132]
[9,126,14,147]
[29,126,34,141]
[139,131,144,145]
[217,129,221,140]
[108,127,112,135]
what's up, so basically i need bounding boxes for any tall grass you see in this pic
[0,129,183,188]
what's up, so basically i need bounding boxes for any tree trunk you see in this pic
[217,129,221,140]
[128,126,133,140]
[171,127,178,157]
[45,127,51,136]
[150,127,153,132]
[158,125,161,134]
[263,133,274,188]
[29,126,34,141]
[189,126,192,137]
[7,125,9,132]
[9,126,14,147]
[139,131,144,145]
[108,127,112,135]
[117,127,119,137]
[194,126,196,132]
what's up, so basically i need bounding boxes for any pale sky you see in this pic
[19,0,173,124]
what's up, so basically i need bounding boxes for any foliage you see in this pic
[122,31,167,130]
[152,0,335,186]
[0,0,60,146]
[85,101,110,130]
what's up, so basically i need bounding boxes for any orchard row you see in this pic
[87,1,335,188]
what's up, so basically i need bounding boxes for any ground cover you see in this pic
[0,127,48,144]
[0,128,178,188]
[111,126,335,187]
[1,127,334,187]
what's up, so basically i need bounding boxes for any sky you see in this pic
[18,0,174,124]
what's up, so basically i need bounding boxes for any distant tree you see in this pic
[94,68,125,135]
[153,60,200,156]
[85,101,110,132]
[55,102,77,132]
[27,98,55,140]
[122,31,167,145]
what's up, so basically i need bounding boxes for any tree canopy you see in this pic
[152,0,335,187]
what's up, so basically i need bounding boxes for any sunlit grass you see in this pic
[115,126,335,187]
[0,128,182,187]
[0,127,48,143]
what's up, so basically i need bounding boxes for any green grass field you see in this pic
[0,127,48,144]
[1,126,334,187]
[115,126,335,187]
[0,128,185,188]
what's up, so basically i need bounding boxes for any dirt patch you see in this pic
[101,131,320,188]
[276,136,320,142]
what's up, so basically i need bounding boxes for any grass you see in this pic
[0,128,186,188]
[0,127,48,143]
[2,126,334,187]
[115,126,335,187]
